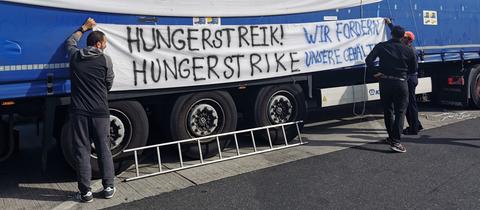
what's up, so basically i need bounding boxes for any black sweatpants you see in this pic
[71,114,114,193]
[405,75,423,132]
[379,79,409,144]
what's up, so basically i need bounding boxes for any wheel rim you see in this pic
[90,108,132,159]
[267,91,296,124]
[186,99,225,140]
[476,75,480,98]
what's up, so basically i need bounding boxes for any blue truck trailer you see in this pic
[0,0,479,175]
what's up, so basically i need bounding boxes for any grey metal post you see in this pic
[134,150,139,177]
[178,143,184,167]
[266,128,273,149]
[250,131,257,152]
[197,140,204,163]
[234,133,240,156]
[282,125,288,145]
[216,137,223,159]
[156,147,162,172]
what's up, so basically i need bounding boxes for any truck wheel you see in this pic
[60,101,149,177]
[0,122,7,159]
[470,65,480,109]
[253,84,306,144]
[170,91,237,159]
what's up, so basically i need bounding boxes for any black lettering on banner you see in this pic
[207,55,220,79]
[187,29,199,51]
[238,26,250,47]
[133,60,147,86]
[223,28,235,48]
[163,56,178,81]
[151,59,161,82]
[233,55,244,78]
[250,26,263,47]
[259,26,268,47]
[264,54,271,73]
[289,52,300,73]
[156,27,172,49]
[250,53,262,76]
[280,25,284,40]
[192,57,206,81]
[274,53,287,72]
[127,27,140,53]
[213,30,223,48]
[140,28,156,52]
[172,29,186,50]
[178,58,191,78]
[202,29,214,50]
[270,25,283,46]
[223,56,235,79]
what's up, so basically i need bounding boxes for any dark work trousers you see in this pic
[379,79,409,144]
[405,75,423,132]
[71,114,114,194]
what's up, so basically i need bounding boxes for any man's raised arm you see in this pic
[65,18,96,58]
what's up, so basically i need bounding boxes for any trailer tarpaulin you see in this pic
[95,17,386,91]
[5,0,381,17]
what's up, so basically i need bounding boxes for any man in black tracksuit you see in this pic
[66,18,116,202]
[385,19,424,135]
[365,25,417,153]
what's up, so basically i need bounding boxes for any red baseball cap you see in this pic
[404,31,415,41]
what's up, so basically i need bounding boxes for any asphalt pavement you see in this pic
[108,118,480,210]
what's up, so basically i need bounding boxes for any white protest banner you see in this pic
[96,17,386,91]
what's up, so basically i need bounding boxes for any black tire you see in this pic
[0,122,7,158]
[253,84,306,144]
[469,65,480,109]
[170,91,237,159]
[60,101,149,177]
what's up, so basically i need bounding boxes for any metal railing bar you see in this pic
[125,142,307,182]
[177,143,184,167]
[250,131,257,152]
[266,127,273,149]
[156,147,162,172]
[295,123,303,144]
[124,121,302,152]
[134,151,139,177]
[216,137,223,159]
[234,133,240,156]
[282,125,288,146]
[197,139,204,164]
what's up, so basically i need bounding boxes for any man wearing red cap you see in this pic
[401,30,424,135]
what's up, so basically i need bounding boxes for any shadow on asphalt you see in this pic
[0,145,75,201]
[0,101,475,202]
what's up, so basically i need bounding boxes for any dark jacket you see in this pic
[386,22,419,75]
[66,32,114,117]
[365,39,416,80]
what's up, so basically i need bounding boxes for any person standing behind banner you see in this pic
[66,17,116,203]
[365,25,416,153]
[385,18,424,135]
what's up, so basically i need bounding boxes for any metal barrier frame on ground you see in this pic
[123,121,307,182]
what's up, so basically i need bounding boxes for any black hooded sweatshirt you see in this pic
[66,32,114,117]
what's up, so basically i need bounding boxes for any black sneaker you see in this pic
[418,125,424,131]
[75,191,93,203]
[402,128,418,135]
[390,143,407,153]
[104,187,116,199]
